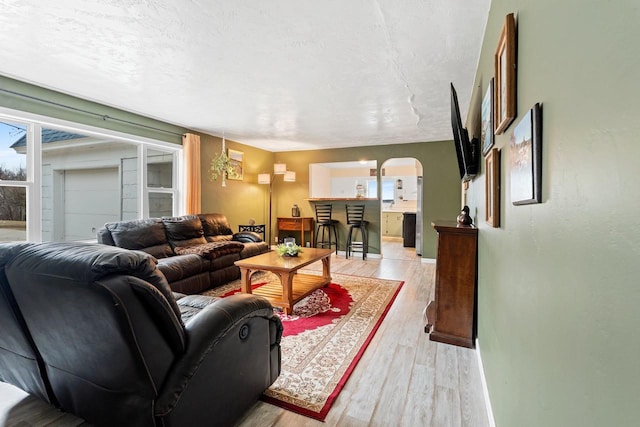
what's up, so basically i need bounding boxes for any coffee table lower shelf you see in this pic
[252,273,329,313]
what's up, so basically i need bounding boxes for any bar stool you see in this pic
[346,204,368,260]
[314,204,339,254]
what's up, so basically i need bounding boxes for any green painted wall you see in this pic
[465,1,640,425]
[0,75,186,144]
[201,140,461,258]
[270,142,460,258]
[199,133,275,232]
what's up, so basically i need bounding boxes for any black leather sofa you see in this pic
[97,213,269,294]
[0,241,282,427]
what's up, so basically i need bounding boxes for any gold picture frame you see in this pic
[227,149,244,180]
[494,13,516,135]
[485,148,500,227]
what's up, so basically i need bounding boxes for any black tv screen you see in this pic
[450,83,478,181]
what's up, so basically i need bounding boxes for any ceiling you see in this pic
[0,0,490,152]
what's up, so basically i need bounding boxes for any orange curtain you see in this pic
[182,133,201,214]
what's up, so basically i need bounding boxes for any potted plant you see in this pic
[209,151,236,182]
[276,243,303,257]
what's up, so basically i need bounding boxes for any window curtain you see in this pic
[183,133,201,214]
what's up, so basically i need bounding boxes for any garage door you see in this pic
[64,168,119,241]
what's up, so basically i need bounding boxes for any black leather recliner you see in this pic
[0,241,282,427]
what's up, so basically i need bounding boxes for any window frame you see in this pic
[0,107,183,242]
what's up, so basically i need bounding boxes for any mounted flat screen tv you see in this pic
[450,83,479,182]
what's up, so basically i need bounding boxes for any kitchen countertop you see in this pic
[382,208,416,213]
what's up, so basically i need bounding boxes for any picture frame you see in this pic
[494,13,516,135]
[481,78,495,156]
[227,149,244,180]
[485,148,500,227]
[510,103,542,205]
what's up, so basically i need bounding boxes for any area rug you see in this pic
[203,272,403,421]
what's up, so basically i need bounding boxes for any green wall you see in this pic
[466,1,640,425]
[0,75,186,144]
[201,140,461,258]
[199,133,275,232]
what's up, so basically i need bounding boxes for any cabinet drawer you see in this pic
[279,219,303,229]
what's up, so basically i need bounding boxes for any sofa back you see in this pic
[198,213,234,242]
[97,213,238,257]
[0,242,57,405]
[162,214,207,249]
[99,217,174,258]
[4,242,186,426]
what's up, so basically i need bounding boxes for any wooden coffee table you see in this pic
[234,248,332,314]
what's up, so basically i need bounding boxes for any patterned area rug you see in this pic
[203,272,403,421]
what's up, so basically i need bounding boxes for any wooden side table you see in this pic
[425,221,478,348]
[277,217,314,246]
[238,224,265,240]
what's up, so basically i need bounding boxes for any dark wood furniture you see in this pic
[277,217,314,246]
[235,248,332,315]
[425,221,478,348]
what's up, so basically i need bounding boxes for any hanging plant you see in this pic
[208,151,235,181]
[209,135,234,185]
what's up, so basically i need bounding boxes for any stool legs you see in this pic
[346,224,367,260]
[315,223,338,254]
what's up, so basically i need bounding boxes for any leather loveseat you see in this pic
[0,241,282,427]
[97,213,269,294]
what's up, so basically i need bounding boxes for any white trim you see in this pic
[421,257,436,264]
[29,124,42,242]
[0,106,181,152]
[475,339,497,427]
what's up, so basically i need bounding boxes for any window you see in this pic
[146,148,177,218]
[0,112,182,243]
[0,121,28,242]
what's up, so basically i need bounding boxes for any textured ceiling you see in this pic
[0,0,490,151]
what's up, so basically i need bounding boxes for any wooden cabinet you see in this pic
[425,221,478,348]
[277,217,314,246]
[382,212,403,236]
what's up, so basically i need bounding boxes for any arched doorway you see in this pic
[380,158,423,259]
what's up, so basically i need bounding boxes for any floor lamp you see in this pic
[258,162,296,246]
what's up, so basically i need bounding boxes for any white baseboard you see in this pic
[475,339,496,427]
[421,257,436,264]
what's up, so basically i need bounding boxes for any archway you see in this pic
[379,158,423,259]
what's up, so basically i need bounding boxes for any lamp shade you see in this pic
[284,171,296,182]
[258,173,271,184]
[273,163,287,174]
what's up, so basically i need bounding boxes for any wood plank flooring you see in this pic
[0,237,490,426]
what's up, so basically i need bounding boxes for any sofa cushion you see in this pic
[240,241,270,259]
[175,294,220,323]
[106,218,173,259]
[157,254,209,283]
[174,241,245,259]
[162,215,207,249]
[199,213,234,237]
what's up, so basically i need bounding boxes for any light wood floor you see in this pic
[0,237,490,426]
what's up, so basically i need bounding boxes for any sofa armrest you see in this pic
[154,293,282,421]
[233,231,263,243]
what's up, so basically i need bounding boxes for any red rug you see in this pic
[205,272,404,421]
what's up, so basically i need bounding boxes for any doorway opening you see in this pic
[380,158,423,260]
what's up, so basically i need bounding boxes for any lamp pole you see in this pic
[259,165,295,249]
[267,175,274,246]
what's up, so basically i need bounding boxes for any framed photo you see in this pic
[510,103,542,205]
[227,149,244,180]
[485,148,500,227]
[481,78,495,156]
[494,13,516,135]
